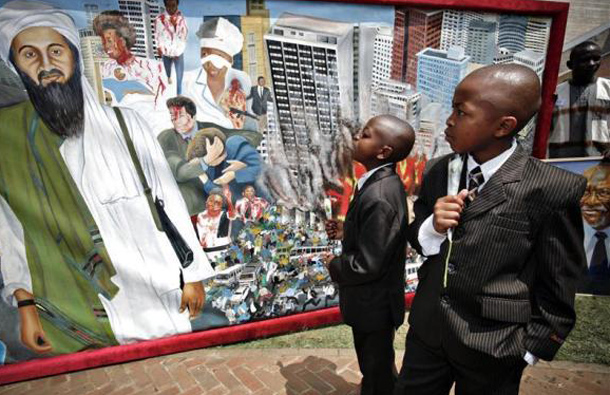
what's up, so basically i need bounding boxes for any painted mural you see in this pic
[0,0,553,365]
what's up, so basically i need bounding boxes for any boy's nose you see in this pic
[446,115,454,127]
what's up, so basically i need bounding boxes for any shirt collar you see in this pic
[357,162,393,190]
[178,123,197,140]
[466,139,517,188]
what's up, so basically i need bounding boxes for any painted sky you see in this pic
[0,0,394,70]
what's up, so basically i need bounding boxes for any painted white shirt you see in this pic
[182,66,253,129]
[583,222,610,269]
[154,10,188,58]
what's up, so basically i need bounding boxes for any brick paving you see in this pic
[1,348,609,395]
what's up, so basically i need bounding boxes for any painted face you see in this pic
[101,29,128,60]
[244,186,255,200]
[206,194,224,216]
[11,26,74,87]
[581,165,610,230]
[444,76,502,162]
[200,47,232,77]
[569,44,601,83]
[258,77,265,86]
[352,118,387,168]
[165,0,179,15]
[169,106,194,134]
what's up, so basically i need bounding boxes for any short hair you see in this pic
[257,76,265,82]
[166,96,196,117]
[570,40,601,61]
[93,11,137,49]
[208,187,226,208]
[186,128,227,161]
[164,0,179,6]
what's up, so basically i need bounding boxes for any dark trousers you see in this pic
[394,330,527,395]
[162,54,184,95]
[352,326,397,395]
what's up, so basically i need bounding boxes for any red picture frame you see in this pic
[0,0,568,385]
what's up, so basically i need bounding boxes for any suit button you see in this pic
[447,262,456,275]
[441,294,450,304]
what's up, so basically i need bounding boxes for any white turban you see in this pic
[0,0,143,204]
[0,0,79,66]
[197,17,243,57]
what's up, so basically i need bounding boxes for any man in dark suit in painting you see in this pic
[579,161,610,295]
[395,64,587,395]
[247,76,272,132]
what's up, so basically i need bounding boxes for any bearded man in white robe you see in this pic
[0,1,214,356]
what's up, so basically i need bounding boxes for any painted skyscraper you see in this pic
[370,80,421,130]
[390,8,443,85]
[416,46,470,111]
[117,0,161,59]
[79,28,109,103]
[524,17,551,54]
[265,13,354,172]
[241,0,271,82]
[466,20,497,65]
[497,14,527,53]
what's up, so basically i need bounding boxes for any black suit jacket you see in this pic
[248,86,272,116]
[408,145,587,362]
[329,165,408,332]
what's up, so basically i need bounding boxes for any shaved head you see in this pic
[369,115,415,163]
[463,64,541,133]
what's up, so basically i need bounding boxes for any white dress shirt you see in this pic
[357,162,393,191]
[418,139,518,256]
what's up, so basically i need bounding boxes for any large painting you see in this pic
[0,0,566,381]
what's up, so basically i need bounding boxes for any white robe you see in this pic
[0,106,215,345]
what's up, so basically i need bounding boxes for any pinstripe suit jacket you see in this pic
[408,145,587,362]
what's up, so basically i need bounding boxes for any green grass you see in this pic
[214,295,610,365]
[555,295,610,365]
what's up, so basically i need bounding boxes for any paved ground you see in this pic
[1,348,609,395]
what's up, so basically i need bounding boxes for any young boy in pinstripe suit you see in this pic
[395,64,587,395]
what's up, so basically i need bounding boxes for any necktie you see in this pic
[467,166,484,202]
[590,231,610,280]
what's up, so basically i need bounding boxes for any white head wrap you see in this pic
[197,17,243,57]
[0,0,141,204]
[0,0,79,70]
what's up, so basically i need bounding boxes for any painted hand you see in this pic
[203,137,225,167]
[14,289,52,353]
[214,171,236,185]
[180,282,205,319]
[223,160,247,173]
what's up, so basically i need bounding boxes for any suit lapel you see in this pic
[346,165,395,218]
[460,145,527,224]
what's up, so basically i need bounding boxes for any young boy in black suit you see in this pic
[325,114,415,395]
[394,64,587,395]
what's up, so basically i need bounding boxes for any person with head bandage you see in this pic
[182,17,257,131]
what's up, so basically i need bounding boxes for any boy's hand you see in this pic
[323,252,335,269]
[180,282,206,319]
[433,189,469,234]
[325,220,343,240]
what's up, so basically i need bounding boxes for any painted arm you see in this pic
[0,196,51,352]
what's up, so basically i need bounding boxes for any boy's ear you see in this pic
[377,145,393,161]
[495,116,518,138]
[567,59,573,70]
